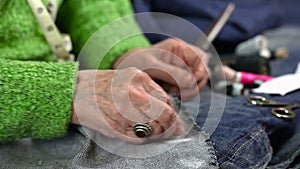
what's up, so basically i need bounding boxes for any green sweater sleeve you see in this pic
[0,59,78,142]
[57,0,150,69]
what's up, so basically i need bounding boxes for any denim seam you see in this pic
[245,131,272,169]
[218,127,261,162]
[220,128,263,167]
[218,132,251,161]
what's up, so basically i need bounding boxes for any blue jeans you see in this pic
[185,87,300,168]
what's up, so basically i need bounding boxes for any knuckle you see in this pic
[160,90,170,100]
[178,71,192,82]
[126,67,141,73]
[169,38,184,49]
[128,86,143,95]
[129,86,148,100]
[137,72,152,82]
[163,106,175,118]
[149,60,161,69]
[166,38,178,44]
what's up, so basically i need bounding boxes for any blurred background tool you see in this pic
[195,3,235,51]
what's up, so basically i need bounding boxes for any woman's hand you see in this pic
[72,68,184,144]
[113,38,210,100]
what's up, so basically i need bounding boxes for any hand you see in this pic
[113,38,210,100]
[72,68,184,144]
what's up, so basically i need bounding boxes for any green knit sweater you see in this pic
[0,0,149,142]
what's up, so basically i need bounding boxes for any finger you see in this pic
[130,93,180,139]
[187,45,210,76]
[153,38,208,77]
[126,85,177,139]
[179,87,199,101]
[151,38,206,88]
[159,113,185,139]
[99,111,149,144]
[103,116,146,144]
[197,74,209,92]
[139,74,173,106]
[149,88,174,109]
[145,61,195,88]
[127,84,172,122]
[167,52,187,69]
[159,49,186,69]
[179,74,208,100]
[121,124,152,144]
[177,43,209,84]
[150,102,181,136]
[178,74,209,100]
[114,120,164,143]
[154,38,189,69]
[194,62,209,83]
[148,120,164,139]
[158,79,205,101]
[158,122,177,140]
[189,45,209,65]
[170,40,199,72]
[88,119,145,144]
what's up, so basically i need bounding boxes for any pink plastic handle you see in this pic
[240,72,273,84]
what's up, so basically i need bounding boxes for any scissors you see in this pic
[248,95,300,120]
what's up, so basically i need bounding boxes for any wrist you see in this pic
[112,55,124,69]
[71,102,80,125]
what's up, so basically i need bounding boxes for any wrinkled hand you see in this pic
[72,68,184,144]
[113,38,210,100]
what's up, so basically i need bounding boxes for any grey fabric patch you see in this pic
[69,126,218,169]
[0,95,218,169]
[0,126,218,169]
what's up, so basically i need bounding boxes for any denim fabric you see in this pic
[184,87,299,169]
[183,27,300,168]
[132,0,282,43]
[266,92,300,169]
[265,26,300,168]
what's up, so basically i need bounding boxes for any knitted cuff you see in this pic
[57,0,150,69]
[0,59,78,141]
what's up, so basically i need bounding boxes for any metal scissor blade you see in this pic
[248,95,290,106]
